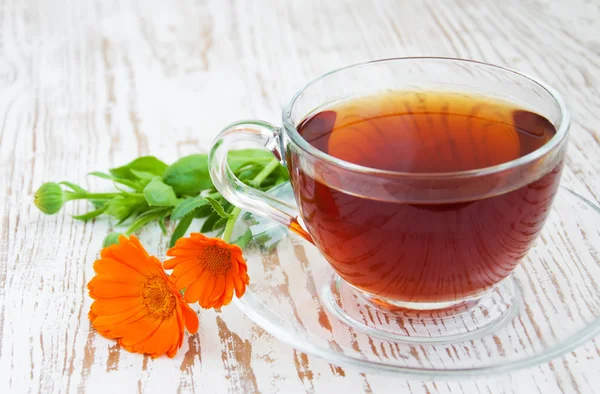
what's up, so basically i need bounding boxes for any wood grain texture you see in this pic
[1,0,599,392]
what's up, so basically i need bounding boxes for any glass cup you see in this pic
[208,58,569,338]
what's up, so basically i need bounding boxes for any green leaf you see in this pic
[171,195,208,220]
[252,227,287,252]
[130,169,157,181]
[253,233,273,247]
[227,149,274,173]
[236,167,262,182]
[233,229,253,249]
[143,178,180,207]
[194,204,213,218]
[88,172,142,191]
[266,166,290,186]
[162,154,212,196]
[136,206,172,219]
[220,199,233,214]
[125,207,170,234]
[169,214,194,247]
[213,217,228,231]
[110,156,168,181]
[242,212,259,226]
[200,211,221,233]
[205,197,232,219]
[72,205,107,221]
[276,164,290,181]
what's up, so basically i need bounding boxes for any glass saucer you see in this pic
[231,183,600,377]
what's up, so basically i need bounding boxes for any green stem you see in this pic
[222,207,241,243]
[65,192,129,201]
[251,158,280,187]
[222,158,280,243]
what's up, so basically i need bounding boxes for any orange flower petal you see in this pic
[117,315,163,346]
[209,275,226,302]
[166,237,213,257]
[190,232,217,242]
[174,303,185,349]
[199,276,217,307]
[116,235,150,261]
[88,278,142,298]
[233,273,245,298]
[173,266,204,292]
[230,256,240,275]
[222,274,235,306]
[165,255,200,271]
[93,258,146,283]
[167,256,204,281]
[162,316,182,358]
[128,235,148,254]
[103,237,160,277]
[134,316,178,357]
[183,270,210,303]
[91,305,146,329]
[165,247,206,259]
[237,254,248,269]
[101,250,150,278]
[167,345,178,358]
[90,297,140,316]
[181,303,199,334]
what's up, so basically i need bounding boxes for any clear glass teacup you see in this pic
[209,58,569,324]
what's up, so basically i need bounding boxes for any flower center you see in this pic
[200,245,232,276]
[142,276,176,319]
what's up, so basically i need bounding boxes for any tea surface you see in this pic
[299,91,555,173]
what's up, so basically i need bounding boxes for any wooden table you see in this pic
[1,0,599,392]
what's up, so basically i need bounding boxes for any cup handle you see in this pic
[209,120,313,243]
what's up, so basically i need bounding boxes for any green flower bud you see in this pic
[103,232,124,247]
[34,182,66,214]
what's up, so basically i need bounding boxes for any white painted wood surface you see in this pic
[1,0,599,392]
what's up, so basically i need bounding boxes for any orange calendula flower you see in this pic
[88,235,199,358]
[165,233,249,309]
